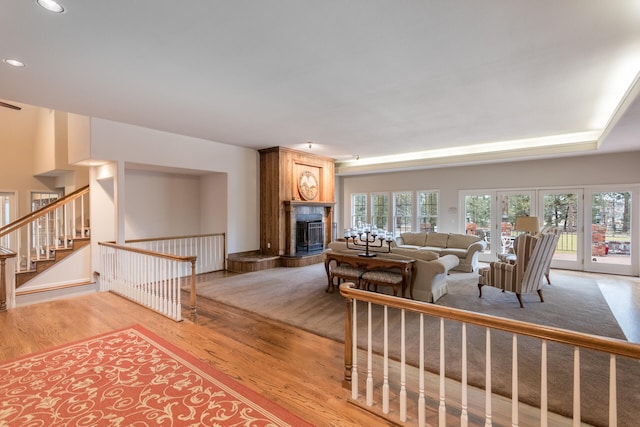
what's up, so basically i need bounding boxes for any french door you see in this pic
[463,187,638,274]
[462,192,493,262]
[462,190,536,262]
[584,187,636,275]
[538,189,583,271]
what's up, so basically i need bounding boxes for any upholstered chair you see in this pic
[543,227,562,284]
[478,232,560,307]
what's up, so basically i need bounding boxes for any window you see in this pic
[370,193,389,231]
[0,192,16,248]
[417,191,438,232]
[393,191,413,235]
[351,193,367,228]
[31,191,62,253]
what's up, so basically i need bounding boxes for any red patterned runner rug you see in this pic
[0,324,313,426]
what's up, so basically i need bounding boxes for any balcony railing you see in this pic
[98,234,226,321]
[340,282,640,426]
[124,233,226,274]
[98,242,196,322]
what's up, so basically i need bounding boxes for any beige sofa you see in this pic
[325,241,459,303]
[394,231,486,272]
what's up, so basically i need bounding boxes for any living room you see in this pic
[2,2,640,426]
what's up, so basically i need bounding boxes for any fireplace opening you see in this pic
[295,213,324,254]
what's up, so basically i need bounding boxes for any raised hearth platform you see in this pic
[227,251,324,273]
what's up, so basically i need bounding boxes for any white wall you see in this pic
[32,108,56,175]
[200,172,227,235]
[90,163,117,272]
[339,151,640,234]
[0,104,57,218]
[124,169,201,239]
[86,118,259,254]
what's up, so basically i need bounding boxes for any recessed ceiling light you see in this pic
[3,59,25,67]
[36,0,65,13]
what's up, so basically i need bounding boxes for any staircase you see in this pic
[15,235,90,288]
[0,186,91,307]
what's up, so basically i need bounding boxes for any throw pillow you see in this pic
[425,232,449,247]
[401,232,427,246]
[447,233,481,249]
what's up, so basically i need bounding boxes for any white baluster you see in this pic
[45,211,50,259]
[485,328,492,427]
[418,313,425,427]
[609,354,617,427]
[383,305,389,414]
[80,192,84,237]
[366,302,373,406]
[573,347,580,426]
[54,207,60,249]
[352,300,358,400]
[541,339,548,427]
[512,334,518,427]
[400,309,407,422]
[461,322,468,427]
[439,318,446,427]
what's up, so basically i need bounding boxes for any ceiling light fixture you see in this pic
[3,59,25,67]
[36,0,65,13]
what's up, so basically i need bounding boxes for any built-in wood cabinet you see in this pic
[259,147,335,257]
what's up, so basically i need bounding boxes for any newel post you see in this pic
[343,294,353,388]
[0,248,18,312]
[189,258,197,319]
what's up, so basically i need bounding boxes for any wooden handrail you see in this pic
[0,185,89,239]
[123,233,225,244]
[339,282,640,360]
[98,241,198,319]
[97,241,197,263]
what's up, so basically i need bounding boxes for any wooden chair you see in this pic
[478,232,560,307]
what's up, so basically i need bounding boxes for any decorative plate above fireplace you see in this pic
[298,170,318,200]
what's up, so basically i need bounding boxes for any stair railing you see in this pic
[97,234,225,321]
[98,242,197,321]
[339,282,640,427]
[0,185,90,274]
[124,233,226,274]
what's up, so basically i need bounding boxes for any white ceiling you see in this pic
[1,1,639,174]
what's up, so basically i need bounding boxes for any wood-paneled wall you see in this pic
[259,147,335,256]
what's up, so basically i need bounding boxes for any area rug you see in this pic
[0,325,312,427]
[192,263,639,427]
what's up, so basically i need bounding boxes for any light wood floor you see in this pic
[3,268,638,426]
[1,288,401,426]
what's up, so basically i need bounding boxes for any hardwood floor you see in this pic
[3,268,638,426]
[0,290,396,426]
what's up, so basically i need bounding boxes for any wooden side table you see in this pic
[324,252,416,298]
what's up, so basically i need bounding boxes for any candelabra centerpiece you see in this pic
[344,224,393,257]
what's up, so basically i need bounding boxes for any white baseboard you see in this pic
[15,282,98,307]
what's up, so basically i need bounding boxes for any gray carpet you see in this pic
[193,263,638,427]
